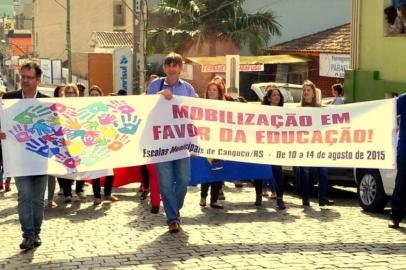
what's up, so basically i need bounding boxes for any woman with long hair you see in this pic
[253,84,286,209]
[88,85,119,205]
[199,82,226,209]
[299,80,334,207]
[57,84,86,202]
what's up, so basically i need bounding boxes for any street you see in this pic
[0,182,405,270]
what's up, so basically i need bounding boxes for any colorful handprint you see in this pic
[108,100,134,114]
[81,146,110,166]
[77,102,109,121]
[14,105,52,125]
[26,137,60,158]
[8,99,141,170]
[29,119,53,136]
[9,124,32,142]
[56,151,80,169]
[114,114,142,135]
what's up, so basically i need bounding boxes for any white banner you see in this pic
[319,53,350,78]
[0,96,396,177]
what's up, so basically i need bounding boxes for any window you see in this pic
[384,0,406,36]
[114,3,125,27]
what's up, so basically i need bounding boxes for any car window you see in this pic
[259,85,294,103]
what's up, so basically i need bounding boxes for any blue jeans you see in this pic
[15,175,48,239]
[155,158,190,225]
[300,167,329,201]
[391,159,406,222]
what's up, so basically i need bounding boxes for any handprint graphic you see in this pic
[114,114,142,135]
[108,100,135,115]
[108,134,129,151]
[9,124,31,142]
[14,105,52,125]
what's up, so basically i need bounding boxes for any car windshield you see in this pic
[259,85,294,103]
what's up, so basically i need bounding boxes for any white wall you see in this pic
[243,0,351,46]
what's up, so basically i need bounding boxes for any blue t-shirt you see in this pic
[147,77,197,97]
[397,93,406,160]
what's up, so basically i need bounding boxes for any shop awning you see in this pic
[185,54,310,66]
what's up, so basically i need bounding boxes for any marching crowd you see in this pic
[0,52,405,251]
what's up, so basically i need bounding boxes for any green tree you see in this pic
[149,0,281,55]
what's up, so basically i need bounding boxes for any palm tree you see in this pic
[149,0,281,56]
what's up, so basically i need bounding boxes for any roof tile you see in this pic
[269,23,350,54]
[89,31,133,48]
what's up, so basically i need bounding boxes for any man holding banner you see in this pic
[147,52,198,233]
[0,62,49,250]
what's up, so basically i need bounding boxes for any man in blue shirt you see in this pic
[147,52,197,233]
[390,93,406,229]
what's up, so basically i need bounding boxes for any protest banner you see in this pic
[0,95,396,177]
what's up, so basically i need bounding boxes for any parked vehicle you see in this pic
[250,82,295,103]
[249,82,354,189]
[250,82,324,105]
[283,166,356,191]
[354,168,396,212]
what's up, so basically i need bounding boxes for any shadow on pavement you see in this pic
[44,199,112,223]
[4,239,406,269]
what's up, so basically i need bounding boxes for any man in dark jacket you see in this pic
[0,62,49,250]
[389,93,406,229]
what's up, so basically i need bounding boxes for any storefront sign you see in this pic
[319,54,350,78]
[113,47,133,94]
[201,64,264,73]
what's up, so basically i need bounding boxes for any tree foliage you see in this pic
[148,0,281,55]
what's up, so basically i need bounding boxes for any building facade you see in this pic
[345,0,406,102]
[33,0,124,60]
[269,24,350,97]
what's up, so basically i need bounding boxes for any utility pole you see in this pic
[31,17,35,58]
[123,0,148,94]
[66,0,72,83]
[138,0,147,93]
[133,0,139,95]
